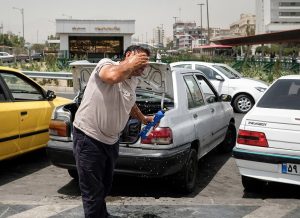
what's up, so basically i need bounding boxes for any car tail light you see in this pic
[141,127,173,145]
[237,129,268,147]
[49,120,69,137]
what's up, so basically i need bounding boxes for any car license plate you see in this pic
[282,163,300,175]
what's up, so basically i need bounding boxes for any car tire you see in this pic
[233,94,254,113]
[68,169,79,180]
[218,123,236,153]
[242,175,265,192]
[176,149,198,193]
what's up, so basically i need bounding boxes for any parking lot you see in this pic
[0,113,300,218]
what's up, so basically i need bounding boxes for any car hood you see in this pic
[229,77,268,88]
[70,61,173,99]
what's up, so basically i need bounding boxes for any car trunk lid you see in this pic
[245,107,300,151]
[70,61,174,145]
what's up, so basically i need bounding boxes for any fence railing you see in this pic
[22,71,73,80]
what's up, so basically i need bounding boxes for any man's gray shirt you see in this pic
[73,58,138,145]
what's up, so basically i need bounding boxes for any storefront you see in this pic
[56,19,135,61]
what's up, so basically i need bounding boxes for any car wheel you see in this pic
[233,94,254,113]
[68,169,79,180]
[176,149,198,193]
[218,123,236,153]
[242,175,265,192]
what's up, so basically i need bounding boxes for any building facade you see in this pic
[56,19,135,61]
[173,22,202,49]
[256,0,300,34]
[153,26,165,48]
[230,13,256,36]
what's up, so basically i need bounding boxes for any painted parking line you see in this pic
[243,204,298,218]
[7,205,78,218]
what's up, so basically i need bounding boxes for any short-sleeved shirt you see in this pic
[73,58,139,145]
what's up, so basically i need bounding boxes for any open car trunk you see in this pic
[69,61,174,144]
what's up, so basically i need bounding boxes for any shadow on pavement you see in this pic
[0,148,50,186]
[109,149,231,199]
[243,181,300,199]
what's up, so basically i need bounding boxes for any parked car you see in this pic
[233,75,300,191]
[16,54,29,63]
[0,66,71,161]
[47,61,236,193]
[170,61,268,113]
[0,52,14,63]
[31,53,44,62]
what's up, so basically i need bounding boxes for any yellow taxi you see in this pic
[0,66,71,161]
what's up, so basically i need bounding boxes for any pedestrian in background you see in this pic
[73,45,152,218]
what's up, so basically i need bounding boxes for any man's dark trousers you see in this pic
[73,127,119,218]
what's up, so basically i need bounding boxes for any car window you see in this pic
[212,65,241,79]
[196,75,218,103]
[0,84,7,102]
[195,65,219,80]
[1,72,44,101]
[184,75,205,109]
[257,79,300,110]
[172,64,192,69]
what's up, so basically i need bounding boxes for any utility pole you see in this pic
[206,0,210,44]
[173,16,179,23]
[197,3,205,45]
[13,7,24,40]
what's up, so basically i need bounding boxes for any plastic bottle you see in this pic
[139,109,165,139]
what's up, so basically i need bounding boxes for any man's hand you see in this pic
[126,52,149,76]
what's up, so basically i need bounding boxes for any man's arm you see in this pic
[99,53,148,84]
[130,104,152,125]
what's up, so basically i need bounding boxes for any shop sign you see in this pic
[95,26,120,32]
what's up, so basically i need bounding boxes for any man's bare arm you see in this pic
[130,104,152,125]
[99,53,148,84]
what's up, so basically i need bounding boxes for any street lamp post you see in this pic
[197,3,205,45]
[13,7,24,40]
[206,0,210,44]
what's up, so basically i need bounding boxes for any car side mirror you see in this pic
[215,75,224,81]
[220,94,232,102]
[206,95,217,104]
[46,90,56,101]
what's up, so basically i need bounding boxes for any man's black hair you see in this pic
[122,45,150,60]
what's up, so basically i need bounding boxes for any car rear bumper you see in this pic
[47,140,190,177]
[233,147,300,164]
[233,147,300,186]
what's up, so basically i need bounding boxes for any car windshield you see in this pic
[213,65,241,79]
[257,79,300,110]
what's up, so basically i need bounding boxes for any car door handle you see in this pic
[193,114,198,119]
[20,111,27,116]
[210,108,215,113]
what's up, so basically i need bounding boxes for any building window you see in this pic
[279,12,300,16]
[279,2,300,6]
[69,36,123,61]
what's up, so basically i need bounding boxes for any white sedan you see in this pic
[233,75,300,191]
[170,61,268,113]
[0,52,14,63]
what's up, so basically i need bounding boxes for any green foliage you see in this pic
[0,33,24,47]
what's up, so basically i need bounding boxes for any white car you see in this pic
[47,61,236,193]
[170,61,268,113]
[233,75,300,191]
[0,52,14,63]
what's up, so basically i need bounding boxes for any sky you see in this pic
[1,0,255,44]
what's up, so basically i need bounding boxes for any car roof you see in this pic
[170,61,225,67]
[0,66,21,74]
[172,67,205,75]
[277,75,300,80]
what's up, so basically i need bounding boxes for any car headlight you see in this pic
[255,87,267,92]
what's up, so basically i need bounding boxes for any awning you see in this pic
[211,29,300,46]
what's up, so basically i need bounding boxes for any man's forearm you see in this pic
[130,104,147,125]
